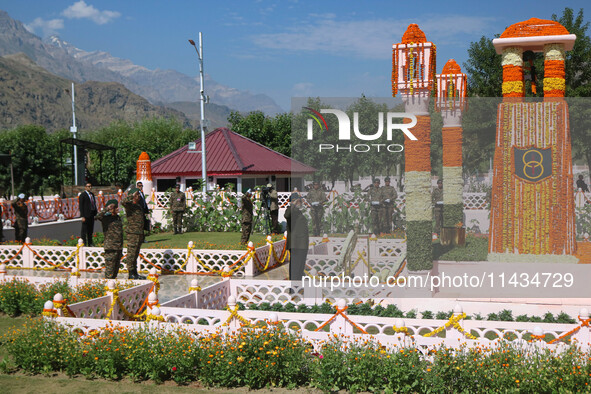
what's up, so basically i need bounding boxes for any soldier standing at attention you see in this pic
[367,178,381,236]
[122,188,146,280]
[240,189,254,244]
[12,193,28,243]
[285,193,309,281]
[170,184,186,234]
[307,181,327,237]
[97,199,123,279]
[380,177,398,234]
[433,179,444,236]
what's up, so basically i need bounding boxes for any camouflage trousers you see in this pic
[381,204,395,234]
[125,233,144,272]
[370,207,381,236]
[172,211,184,233]
[104,249,123,279]
[240,221,252,244]
[311,208,323,237]
[14,220,28,243]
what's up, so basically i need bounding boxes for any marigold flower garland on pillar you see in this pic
[436,59,467,227]
[543,44,566,97]
[392,23,436,271]
[502,47,525,98]
[489,19,576,261]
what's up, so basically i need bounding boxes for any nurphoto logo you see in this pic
[304,107,417,153]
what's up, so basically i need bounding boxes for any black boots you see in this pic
[128,269,146,280]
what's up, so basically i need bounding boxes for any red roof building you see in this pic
[151,127,315,192]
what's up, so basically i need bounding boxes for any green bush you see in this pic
[0,279,132,317]
[3,319,591,390]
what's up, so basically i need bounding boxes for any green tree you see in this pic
[463,35,502,97]
[552,8,591,173]
[86,117,199,186]
[462,8,591,173]
[227,111,292,156]
[0,125,63,196]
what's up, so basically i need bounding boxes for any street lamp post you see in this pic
[189,33,207,193]
[70,82,79,185]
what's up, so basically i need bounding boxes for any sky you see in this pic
[0,0,588,111]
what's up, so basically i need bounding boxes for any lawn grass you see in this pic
[144,232,283,250]
[433,234,489,261]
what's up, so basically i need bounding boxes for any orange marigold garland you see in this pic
[404,116,431,172]
[500,18,569,38]
[489,102,575,256]
[441,127,463,167]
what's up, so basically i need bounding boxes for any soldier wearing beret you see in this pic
[169,184,186,234]
[380,177,398,234]
[122,188,146,280]
[97,199,123,279]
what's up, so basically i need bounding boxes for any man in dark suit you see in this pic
[136,181,150,234]
[285,193,309,281]
[79,183,98,246]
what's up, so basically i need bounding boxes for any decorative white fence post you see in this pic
[105,280,118,320]
[331,299,350,335]
[22,237,34,269]
[69,267,80,288]
[446,304,464,343]
[53,293,65,317]
[394,318,412,347]
[0,263,6,280]
[573,308,591,351]
[77,238,87,271]
[186,241,197,272]
[244,242,255,277]
[225,295,241,331]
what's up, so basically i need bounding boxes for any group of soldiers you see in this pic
[98,187,148,280]
[366,177,399,236]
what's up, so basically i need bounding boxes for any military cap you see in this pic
[106,199,118,207]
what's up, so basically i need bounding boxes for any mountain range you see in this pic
[0,9,283,132]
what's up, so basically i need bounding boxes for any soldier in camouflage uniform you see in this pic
[12,194,28,243]
[432,179,444,235]
[122,188,146,280]
[367,178,381,236]
[240,189,254,244]
[306,181,327,237]
[169,184,186,234]
[97,199,123,279]
[380,177,398,234]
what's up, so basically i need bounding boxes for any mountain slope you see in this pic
[46,35,284,114]
[0,53,191,132]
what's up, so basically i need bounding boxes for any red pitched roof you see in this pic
[151,128,316,177]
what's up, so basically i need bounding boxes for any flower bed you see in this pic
[3,315,591,391]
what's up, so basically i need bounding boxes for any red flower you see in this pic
[172,367,177,372]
